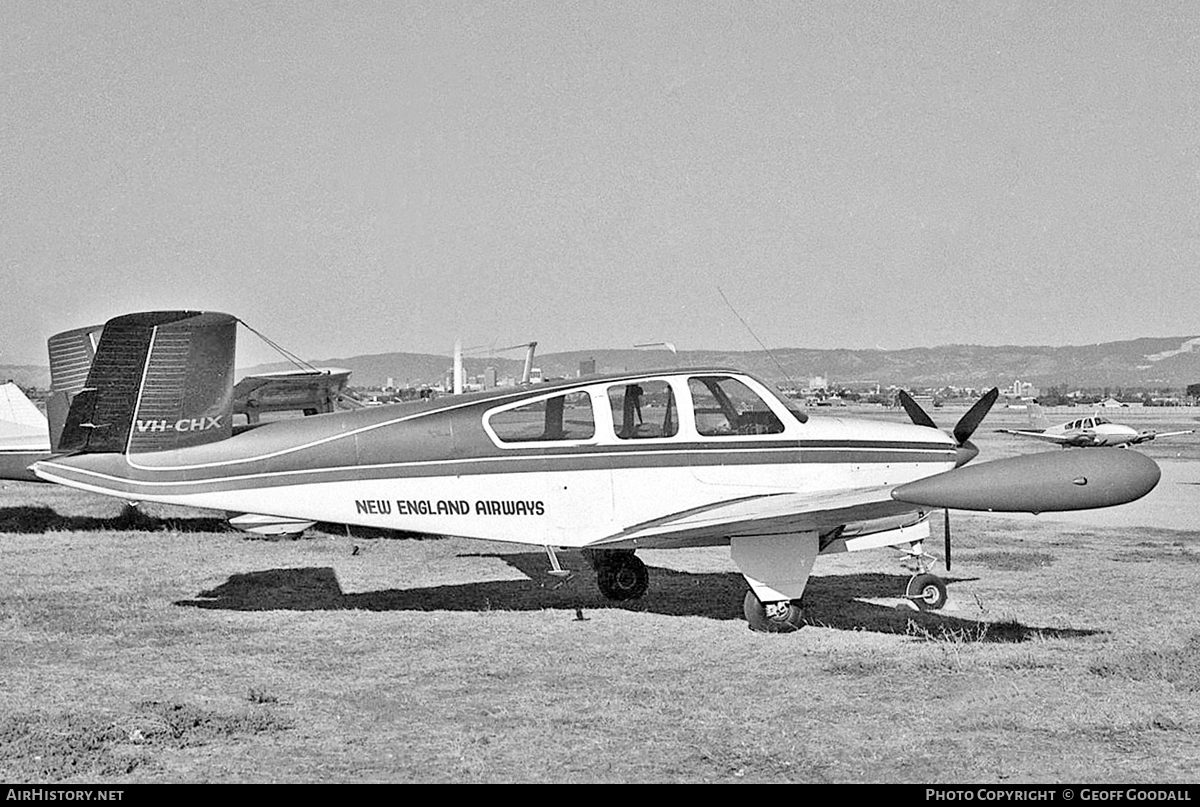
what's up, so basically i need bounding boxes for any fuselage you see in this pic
[1047,423,1141,447]
[34,368,958,547]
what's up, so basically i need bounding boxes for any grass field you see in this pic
[2,409,1200,783]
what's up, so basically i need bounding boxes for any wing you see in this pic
[591,485,918,549]
[997,428,1076,445]
[232,369,355,420]
[1131,429,1195,444]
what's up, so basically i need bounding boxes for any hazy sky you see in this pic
[2,1,1198,367]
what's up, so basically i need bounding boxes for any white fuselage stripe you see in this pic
[46,444,951,490]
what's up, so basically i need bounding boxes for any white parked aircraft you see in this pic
[31,311,1163,633]
[998,404,1194,448]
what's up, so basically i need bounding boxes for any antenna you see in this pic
[237,319,320,373]
[716,287,795,388]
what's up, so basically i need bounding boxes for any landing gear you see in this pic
[743,590,805,633]
[586,550,650,601]
[901,539,948,611]
[906,573,948,611]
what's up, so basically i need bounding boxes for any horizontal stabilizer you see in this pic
[892,449,1160,512]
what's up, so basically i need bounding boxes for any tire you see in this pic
[743,590,805,633]
[596,554,649,601]
[907,573,948,611]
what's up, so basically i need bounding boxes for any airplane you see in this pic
[997,404,1194,448]
[232,367,358,426]
[31,311,1162,632]
[0,381,50,481]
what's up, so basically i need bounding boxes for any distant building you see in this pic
[1008,379,1040,400]
[579,358,596,377]
[484,367,497,389]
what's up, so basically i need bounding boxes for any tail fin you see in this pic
[46,323,104,450]
[57,311,237,455]
[0,381,49,449]
[1028,403,1051,430]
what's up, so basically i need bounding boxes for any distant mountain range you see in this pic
[5,336,1200,391]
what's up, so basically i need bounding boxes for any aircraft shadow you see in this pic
[0,505,229,534]
[0,505,444,540]
[176,552,1097,641]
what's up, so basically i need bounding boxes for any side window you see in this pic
[490,392,595,443]
[608,380,678,440]
[689,376,784,437]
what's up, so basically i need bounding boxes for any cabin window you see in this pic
[608,380,678,439]
[689,376,784,436]
[489,391,595,443]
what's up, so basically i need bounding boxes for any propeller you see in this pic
[944,509,951,572]
[897,387,1000,573]
[898,387,999,468]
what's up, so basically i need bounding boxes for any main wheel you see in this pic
[907,573,948,611]
[596,554,649,601]
[743,590,805,633]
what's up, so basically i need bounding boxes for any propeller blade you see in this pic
[953,387,1000,446]
[898,390,938,430]
[943,509,951,572]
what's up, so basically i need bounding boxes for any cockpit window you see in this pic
[608,380,678,439]
[688,376,784,436]
[754,377,808,423]
[489,391,595,443]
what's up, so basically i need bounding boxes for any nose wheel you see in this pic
[906,573,948,611]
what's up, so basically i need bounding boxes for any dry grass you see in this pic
[2,477,1200,783]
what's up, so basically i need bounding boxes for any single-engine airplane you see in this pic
[998,404,1194,448]
[32,312,1162,632]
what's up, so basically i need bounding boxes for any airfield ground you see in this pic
[1,405,1198,783]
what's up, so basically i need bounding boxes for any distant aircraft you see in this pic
[0,381,50,481]
[32,311,1161,632]
[232,367,358,427]
[998,404,1194,448]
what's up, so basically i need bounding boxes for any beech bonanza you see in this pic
[998,405,1194,448]
[32,312,1161,632]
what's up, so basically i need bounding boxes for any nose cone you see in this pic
[892,449,1161,513]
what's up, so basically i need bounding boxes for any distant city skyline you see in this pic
[3,2,1197,368]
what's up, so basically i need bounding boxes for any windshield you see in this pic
[756,378,808,424]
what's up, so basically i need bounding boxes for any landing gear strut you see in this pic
[585,549,650,601]
[743,591,805,633]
